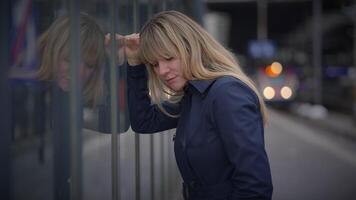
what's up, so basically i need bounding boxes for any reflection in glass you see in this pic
[37,13,105,106]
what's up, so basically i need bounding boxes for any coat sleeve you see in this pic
[127,63,179,133]
[212,80,273,200]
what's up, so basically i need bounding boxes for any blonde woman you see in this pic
[125,10,273,200]
[37,13,105,106]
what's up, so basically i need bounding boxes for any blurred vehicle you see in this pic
[255,61,299,105]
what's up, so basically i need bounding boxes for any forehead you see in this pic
[140,37,179,64]
[141,19,183,61]
[59,45,102,64]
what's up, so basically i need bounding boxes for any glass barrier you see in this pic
[8,0,130,199]
[6,0,189,199]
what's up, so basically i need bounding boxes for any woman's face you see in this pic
[152,57,187,92]
[56,58,95,91]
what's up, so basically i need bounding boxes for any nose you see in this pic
[157,60,169,76]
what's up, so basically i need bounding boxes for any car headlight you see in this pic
[263,86,275,100]
[281,86,292,99]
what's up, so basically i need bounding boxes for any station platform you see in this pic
[285,103,355,142]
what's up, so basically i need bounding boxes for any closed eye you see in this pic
[151,62,158,68]
[84,62,95,69]
[63,57,70,63]
[163,54,175,61]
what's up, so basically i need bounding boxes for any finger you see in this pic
[124,38,135,46]
[115,34,125,46]
[124,33,139,40]
[105,33,111,46]
[115,34,125,42]
[115,34,124,40]
[125,35,140,46]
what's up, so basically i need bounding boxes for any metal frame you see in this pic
[68,0,83,199]
[0,0,11,199]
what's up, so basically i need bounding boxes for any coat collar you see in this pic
[186,79,216,94]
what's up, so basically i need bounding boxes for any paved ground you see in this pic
[10,108,356,200]
[266,109,356,200]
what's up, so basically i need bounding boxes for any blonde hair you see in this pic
[37,13,105,106]
[139,10,268,124]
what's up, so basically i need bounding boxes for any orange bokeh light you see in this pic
[265,62,283,77]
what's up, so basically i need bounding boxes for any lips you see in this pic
[166,77,176,85]
[60,77,70,84]
[57,77,69,91]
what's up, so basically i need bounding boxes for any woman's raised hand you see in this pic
[124,33,141,66]
[104,33,141,66]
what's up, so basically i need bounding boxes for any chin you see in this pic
[170,85,184,92]
[59,85,69,91]
[57,81,69,91]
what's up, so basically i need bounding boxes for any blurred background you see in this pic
[0,0,355,200]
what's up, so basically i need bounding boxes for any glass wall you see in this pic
[1,0,205,200]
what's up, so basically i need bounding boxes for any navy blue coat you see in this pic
[127,64,273,200]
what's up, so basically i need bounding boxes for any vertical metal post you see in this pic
[150,134,155,200]
[0,1,11,199]
[160,134,165,200]
[353,1,356,124]
[257,0,268,40]
[167,133,172,200]
[110,0,120,199]
[183,0,205,26]
[162,0,167,11]
[313,0,322,104]
[158,3,167,197]
[133,0,139,31]
[146,0,152,38]
[133,1,141,199]
[147,1,156,199]
[68,0,82,199]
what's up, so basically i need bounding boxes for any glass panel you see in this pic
[7,0,185,200]
[78,0,130,134]
[76,0,127,200]
[8,0,130,199]
[9,1,70,199]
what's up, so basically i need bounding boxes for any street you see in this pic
[266,109,356,200]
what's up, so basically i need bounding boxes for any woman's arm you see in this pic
[127,63,179,133]
[212,79,273,200]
